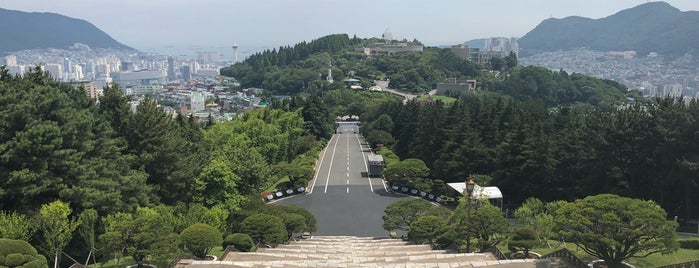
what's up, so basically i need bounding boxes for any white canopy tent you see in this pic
[447,182,503,209]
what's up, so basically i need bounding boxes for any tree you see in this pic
[382,199,433,232]
[515,198,557,247]
[277,213,307,238]
[408,215,447,246]
[555,194,679,268]
[179,223,222,259]
[99,208,177,267]
[383,158,430,186]
[37,200,79,268]
[508,227,540,258]
[240,214,287,246]
[0,211,34,241]
[282,204,318,232]
[78,209,98,266]
[129,97,202,204]
[450,199,509,252]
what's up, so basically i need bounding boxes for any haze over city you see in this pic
[2,0,699,51]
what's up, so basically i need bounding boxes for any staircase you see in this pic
[176,236,536,268]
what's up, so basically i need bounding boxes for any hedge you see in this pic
[223,233,254,252]
[679,238,699,250]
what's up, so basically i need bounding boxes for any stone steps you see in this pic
[178,236,536,268]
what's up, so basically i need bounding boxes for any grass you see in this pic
[415,95,457,105]
[88,246,227,268]
[495,239,699,266]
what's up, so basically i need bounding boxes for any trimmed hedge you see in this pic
[679,238,699,250]
[0,239,47,268]
[223,233,254,252]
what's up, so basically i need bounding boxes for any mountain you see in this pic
[462,39,486,49]
[518,2,699,56]
[0,8,134,52]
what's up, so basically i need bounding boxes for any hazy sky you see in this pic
[2,0,699,51]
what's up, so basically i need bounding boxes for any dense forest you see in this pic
[0,67,334,267]
[220,34,482,94]
[358,91,699,224]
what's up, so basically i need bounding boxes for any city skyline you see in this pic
[1,0,699,52]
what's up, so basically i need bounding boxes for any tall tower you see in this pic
[232,43,239,64]
[326,61,333,84]
[167,57,176,81]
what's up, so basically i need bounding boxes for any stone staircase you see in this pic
[176,236,536,268]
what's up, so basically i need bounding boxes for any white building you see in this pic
[190,91,206,112]
[4,55,17,66]
[44,64,63,80]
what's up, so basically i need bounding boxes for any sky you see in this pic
[2,0,699,52]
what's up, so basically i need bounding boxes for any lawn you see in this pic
[415,95,457,105]
[495,240,699,267]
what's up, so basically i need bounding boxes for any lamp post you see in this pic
[465,178,475,253]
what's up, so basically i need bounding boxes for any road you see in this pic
[374,80,422,104]
[275,124,411,237]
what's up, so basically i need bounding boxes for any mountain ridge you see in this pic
[0,8,134,53]
[518,1,699,56]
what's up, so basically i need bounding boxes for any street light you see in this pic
[465,178,476,253]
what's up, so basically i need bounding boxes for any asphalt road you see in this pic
[275,125,411,237]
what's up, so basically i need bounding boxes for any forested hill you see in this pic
[220,34,481,95]
[0,8,134,52]
[519,2,699,56]
[222,33,631,108]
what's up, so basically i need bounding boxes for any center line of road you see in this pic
[346,173,349,177]
[346,188,349,194]
[346,179,349,184]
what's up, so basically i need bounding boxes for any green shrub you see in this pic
[5,253,25,267]
[179,223,223,259]
[679,239,699,249]
[0,238,38,256]
[223,233,255,252]
[294,178,309,188]
[22,256,47,268]
[508,227,541,256]
[0,239,45,268]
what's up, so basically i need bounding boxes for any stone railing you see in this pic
[484,246,508,260]
[541,248,587,268]
[656,260,699,268]
[167,254,196,268]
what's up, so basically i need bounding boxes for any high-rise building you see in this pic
[45,64,63,81]
[197,51,220,63]
[450,45,471,60]
[120,62,133,72]
[6,65,25,76]
[484,37,519,57]
[63,58,73,80]
[167,57,176,81]
[4,55,17,66]
[181,65,191,81]
[74,65,84,81]
[111,70,167,87]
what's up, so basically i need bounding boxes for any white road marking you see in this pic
[323,134,341,194]
[347,188,350,194]
[354,134,373,192]
[309,135,335,194]
[346,179,349,184]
